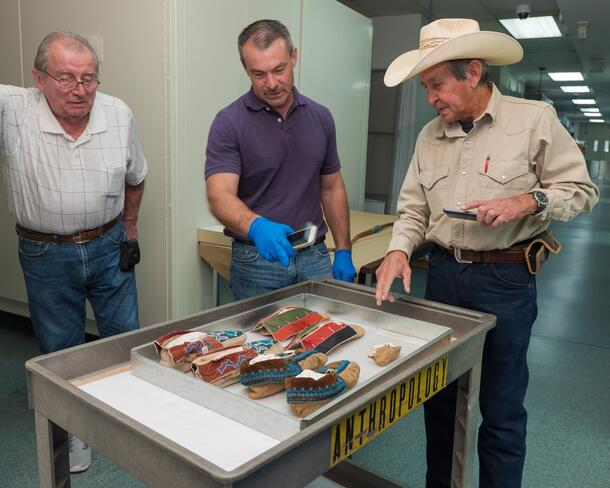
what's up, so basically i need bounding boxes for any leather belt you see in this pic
[234,235,325,251]
[16,216,121,244]
[441,244,527,264]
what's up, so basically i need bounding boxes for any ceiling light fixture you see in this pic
[584,113,601,117]
[548,72,583,81]
[499,16,561,39]
[590,119,605,123]
[572,99,596,105]
[580,108,600,113]
[560,86,590,93]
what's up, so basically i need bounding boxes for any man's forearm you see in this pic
[321,181,351,250]
[123,180,145,238]
[208,190,258,237]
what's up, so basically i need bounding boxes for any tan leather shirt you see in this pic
[388,84,599,257]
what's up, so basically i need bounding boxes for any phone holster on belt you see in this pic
[524,230,561,274]
[120,240,141,271]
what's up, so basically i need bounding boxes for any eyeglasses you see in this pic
[43,70,99,91]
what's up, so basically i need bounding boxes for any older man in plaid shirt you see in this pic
[1,31,148,472]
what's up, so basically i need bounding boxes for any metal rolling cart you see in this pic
[26,280,494,488]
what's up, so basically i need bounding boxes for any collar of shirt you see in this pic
[243,86,308,115]
[37,90,107,138]
[434,83,501,139]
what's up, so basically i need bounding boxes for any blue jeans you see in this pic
[423,246,537,488]
[230,240,332,300]
[18,220,139,354]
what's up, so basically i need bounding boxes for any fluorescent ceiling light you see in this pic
[590,119,605,123]
[580,108,600,113]
[560,86,590,93]
[499,16,561,39]
[548,72,583,81]
[584,113,601,117]
[572,99,596,105]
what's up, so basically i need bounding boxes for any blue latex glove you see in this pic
[247,217,296,267]
[333,249,356,282]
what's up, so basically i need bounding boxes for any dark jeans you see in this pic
[424,246,537,488]
[18,220,139,354]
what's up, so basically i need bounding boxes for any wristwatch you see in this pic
[531,190,548,214]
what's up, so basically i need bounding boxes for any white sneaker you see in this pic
[68,433,92,473]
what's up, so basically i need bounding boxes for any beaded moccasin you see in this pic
[239,350,328,399]
[285,360,360,418]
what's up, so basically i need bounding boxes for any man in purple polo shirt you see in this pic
[205,19,355,300]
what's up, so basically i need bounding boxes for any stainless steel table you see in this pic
[26,280,494,488]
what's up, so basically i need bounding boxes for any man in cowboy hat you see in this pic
[375,18,598,488]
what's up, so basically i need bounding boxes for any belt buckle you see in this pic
[73,232,90,244]
[453,248,472,264]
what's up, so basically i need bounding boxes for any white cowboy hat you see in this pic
[384,18,523,87]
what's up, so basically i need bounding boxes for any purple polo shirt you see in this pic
[205,87,341,238]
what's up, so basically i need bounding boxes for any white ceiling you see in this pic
[338,0,610,125]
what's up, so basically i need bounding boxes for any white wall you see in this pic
[0,1,26,316]
[300,0,372,211]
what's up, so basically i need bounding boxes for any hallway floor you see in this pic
[1,179,608,487]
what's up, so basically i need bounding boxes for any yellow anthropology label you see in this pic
[330,355,448,466]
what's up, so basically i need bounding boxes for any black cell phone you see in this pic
[120,240,141,271]
[286,223,317,250]
[442,208,478,221]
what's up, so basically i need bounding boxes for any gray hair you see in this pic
[237,19,293,66]
[448,59,489,85]
[34,32,99,74]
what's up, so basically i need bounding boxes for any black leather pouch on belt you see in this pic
[120,240,141,271]
[524,230,561,274]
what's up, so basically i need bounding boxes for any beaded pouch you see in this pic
[298,321,365,354]
[255,306,326,343]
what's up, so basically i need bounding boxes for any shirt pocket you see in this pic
[420,165,449,191]
[479,159,533,192]
[420,165,449,212]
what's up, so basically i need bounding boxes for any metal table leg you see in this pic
[451,363,482,488]
[35,412,70,488]
[325,458,407,487]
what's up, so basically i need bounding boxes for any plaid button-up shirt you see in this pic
[1,85,147,234]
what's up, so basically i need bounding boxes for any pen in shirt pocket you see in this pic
[484,155,490,174]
